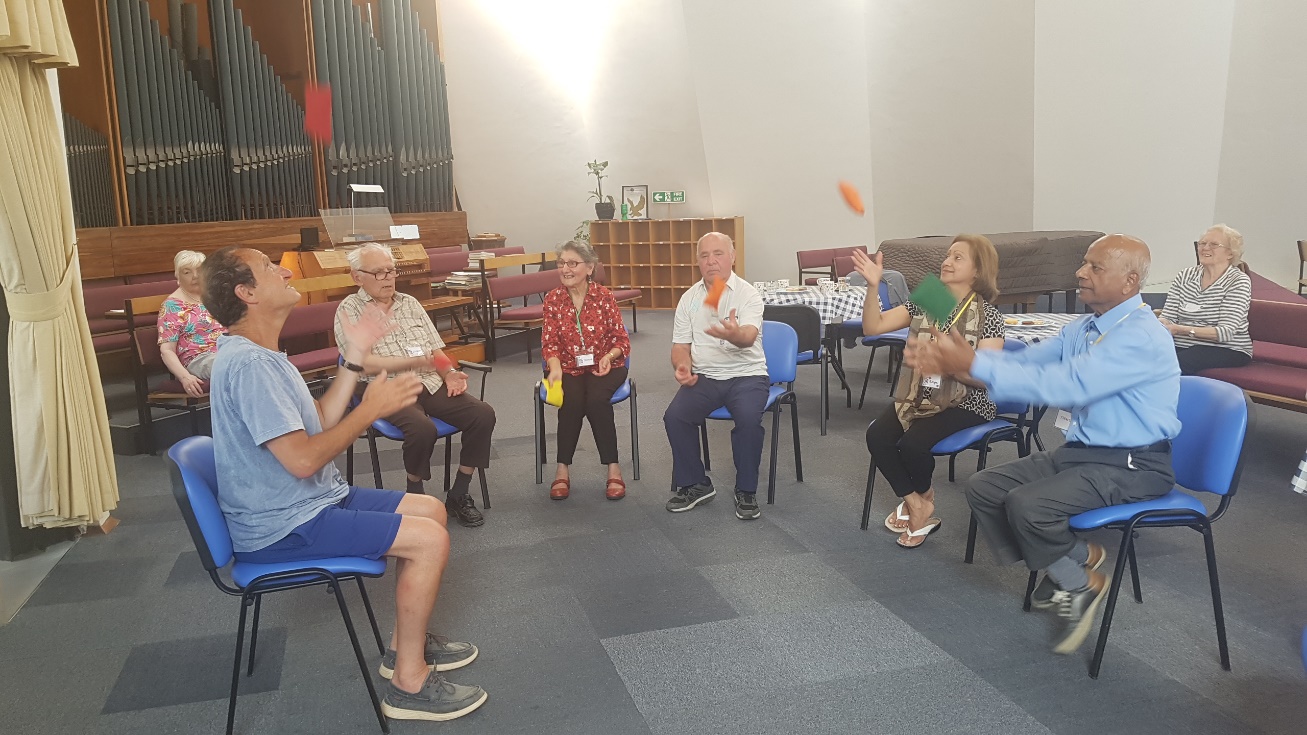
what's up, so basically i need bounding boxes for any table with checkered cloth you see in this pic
[1003,312,1081,344]
[760,286,868,325]
[1294,452,1307,496]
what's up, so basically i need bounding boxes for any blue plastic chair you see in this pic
[342,359,492,508]
[1017,377,1251,679]
[762,303,834,435]
[853,281,909,409]
[681,321,803,505]
[532,356,640,484]
[860,340,1032,532]
[168,436,389,734]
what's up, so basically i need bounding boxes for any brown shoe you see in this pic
[605,478,626,501]
[550,479,570,500]
[1085,541,1106,571]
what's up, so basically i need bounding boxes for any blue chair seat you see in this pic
[535,378,633,405]
[232,556,387,589]
[929,419,1017,454]
[861,327,908,344]
[1069,488,1207,529]
[707,384,790,420]
[370,416,461,442]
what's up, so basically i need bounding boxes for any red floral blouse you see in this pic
[541,283,631,375]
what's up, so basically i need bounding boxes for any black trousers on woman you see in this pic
[866,405,988,498]
[556,366,629,465]
[1175,345,1251,376]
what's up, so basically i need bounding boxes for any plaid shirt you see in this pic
[334,289,447,394]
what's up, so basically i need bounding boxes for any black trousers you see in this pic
[1176,345,1250,376]
[555,366,628,465]
[365,384,497,482]
[866,405,988,497]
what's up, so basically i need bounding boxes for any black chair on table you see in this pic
[763,303,835,435]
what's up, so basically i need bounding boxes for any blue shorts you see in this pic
[234,487,405,564]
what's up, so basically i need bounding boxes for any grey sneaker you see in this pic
[378,633,478,679]
[1051,570,1110,655]
[666,479,716,512]
[1032,542,1107,611]
[381,671,488,722]
[734,491,760,520]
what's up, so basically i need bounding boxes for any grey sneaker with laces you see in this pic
[1031,542,1107,611]
[378,633,478,679]
[1051,570,1110,655]
[666,479,716,512]
[381,671,488,722]
[734,491,760,520]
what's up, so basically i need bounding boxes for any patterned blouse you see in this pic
[541,283,631,376]
[904,299,1006,420]
[157,297,225,367]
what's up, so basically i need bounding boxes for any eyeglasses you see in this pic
[1195,241,1228,251]
[557,260,587,269]
[359,268,398,280]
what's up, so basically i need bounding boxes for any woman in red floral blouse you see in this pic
[541,240,632,501]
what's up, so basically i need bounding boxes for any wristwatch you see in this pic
[342,359,365,373]
[1188,328,1196,338]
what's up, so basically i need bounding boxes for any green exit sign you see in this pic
[652,190,685,204]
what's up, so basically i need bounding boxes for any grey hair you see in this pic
[697,231,734,251]
[173,250,205,276]
[346,242,394,271]
[556,239,599,265]
[1207,224,1245,265]
[1120,248,1150,286]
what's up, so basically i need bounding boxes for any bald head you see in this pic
[696,231,737,283]
[1076,234,1151,314]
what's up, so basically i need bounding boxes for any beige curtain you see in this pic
[0,0,119,528]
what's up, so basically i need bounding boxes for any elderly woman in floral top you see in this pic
[158,250,226,396]
[541,240,632,501]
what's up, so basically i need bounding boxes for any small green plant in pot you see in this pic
[587,160,616,220]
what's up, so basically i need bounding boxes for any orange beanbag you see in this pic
[704,276,727,310]
[838,180,864,216]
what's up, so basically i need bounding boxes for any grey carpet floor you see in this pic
[2,310,1305,735]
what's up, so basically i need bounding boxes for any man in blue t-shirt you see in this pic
[202,246,487,722]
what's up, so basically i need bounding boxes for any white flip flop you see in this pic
[884,502,910,533]
[897,518,942,549]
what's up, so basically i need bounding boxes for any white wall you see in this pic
[867,0,1035,241]
[1214,0,1307,288]
[1033,0,1237,287]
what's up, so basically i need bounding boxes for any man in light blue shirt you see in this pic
[906,235,1180,656]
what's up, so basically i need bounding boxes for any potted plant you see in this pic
[587,160,616,220]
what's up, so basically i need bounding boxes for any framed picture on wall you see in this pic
[621,185,649,220]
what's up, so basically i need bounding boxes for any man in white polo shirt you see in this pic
[664,232,769,520]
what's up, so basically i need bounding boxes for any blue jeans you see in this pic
[663,375,769,492]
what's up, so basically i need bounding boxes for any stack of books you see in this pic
[444,271,481,288]
[466,252,494,269]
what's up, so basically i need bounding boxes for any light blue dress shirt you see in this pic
[969,295,1181,448]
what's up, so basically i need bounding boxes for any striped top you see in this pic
[1159,265,1252,355]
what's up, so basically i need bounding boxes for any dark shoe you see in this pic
[406,478,425,494]
[1051,570,1110,655]
[381,671,488,722]
[734,490,760,520]
[379,633,479,679]
[666,479,715,512]
[1032,542,1107,611]
[446,494,485,527]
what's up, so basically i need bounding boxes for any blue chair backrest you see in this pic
[167,436,235,571]
[878,280,891,311]
[761,320,798,384]
[1172,376,1248,496]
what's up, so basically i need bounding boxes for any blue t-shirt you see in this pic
[210,335,349,552]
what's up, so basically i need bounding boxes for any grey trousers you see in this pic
[965,444,1174,571]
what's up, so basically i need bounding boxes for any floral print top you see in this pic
[541,283,631,375]
[157,297,225,366]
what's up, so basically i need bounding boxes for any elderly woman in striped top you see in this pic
[1158,224,1252,375]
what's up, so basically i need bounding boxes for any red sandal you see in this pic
[550,478,570,500]
[605,478,626,501]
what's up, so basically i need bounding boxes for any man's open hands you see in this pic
[360,370,422,419]
[904,326,976,377]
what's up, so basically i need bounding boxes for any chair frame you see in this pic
[856,282,908,409]
[762,303,831,435]
[1298,240,1307,296]
[168,438,391,735]
[532,370,641,485]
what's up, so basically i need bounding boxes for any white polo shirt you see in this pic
[673,271,768,380]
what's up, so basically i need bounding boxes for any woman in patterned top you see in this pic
[1158,224,1252,375]
[158,250,226,396]
[541,240,632,501]
[851,235,1006,548]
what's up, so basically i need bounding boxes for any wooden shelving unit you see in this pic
[590,217,745,309]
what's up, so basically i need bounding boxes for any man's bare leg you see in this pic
[386,494,449,655]
[385,515,450,693]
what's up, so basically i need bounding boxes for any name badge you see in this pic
[1055,410,1072,431]
[921,374,942,389]
[405,345,425,358]
[576,353,595,367]
[1180,302,1202,314]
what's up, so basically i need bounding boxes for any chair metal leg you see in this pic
[964,512,979,563]
[368,432,383,489]
[533,392,544,485]
[700,423,711,471]
[346,443,355,485]
[629,385,640,481]
[889,348,904,393]
[1127,542,1143,603]
[767,406,781,505]
[227,596,251,735]
[355,577,385,655]
[1022,570,1038,612]
[790,396,803,482]
[328,578,389,733]
[860,456,877,530]
[478,468,490,509]
[443,439,453,494]
[630,304,638,332]
[1201,523,1231,670]
[948,454,957,482]
[1089,525,1137,678]
[857,349,876,409]
[820,351,829,436]
[246,594,262,676]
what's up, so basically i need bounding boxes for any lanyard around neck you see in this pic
[1089,303,1148,346]
[939,292,976,330]
[572,294,587,349]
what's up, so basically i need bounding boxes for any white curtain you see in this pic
[0,0,120,527]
